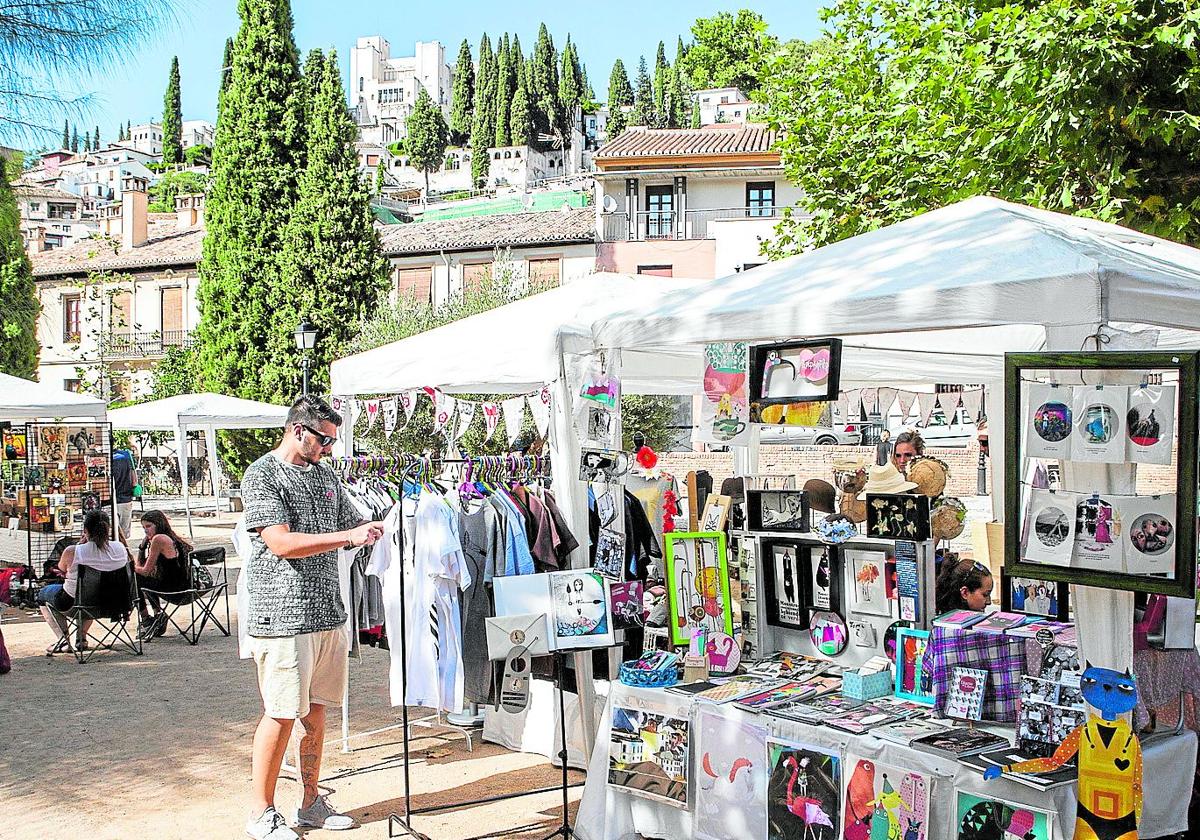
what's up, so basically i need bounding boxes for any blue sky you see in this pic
[48,0,826,146]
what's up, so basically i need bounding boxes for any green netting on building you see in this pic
[419,190,590,221]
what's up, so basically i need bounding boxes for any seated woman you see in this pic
[36,510,132,654]
[134,509,192,640]
[935,555,994,614]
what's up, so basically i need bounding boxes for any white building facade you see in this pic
[350,38,453,146]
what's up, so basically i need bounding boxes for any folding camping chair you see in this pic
[140,546,230,645]
[48,563,143,663]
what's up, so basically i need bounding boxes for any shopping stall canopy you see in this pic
[0,373,107,420]
[330,273,706,397]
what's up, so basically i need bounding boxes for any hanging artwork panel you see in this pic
[1071,384,1128,463]
[865,494,931,541]
[1120,493,1176,575]
[843,756,929,840]
[548,569,614,649]
[765,739,841,840]
[698,341,751,446]
[593,529,625,580]
[1021,489,1078,566]
[1073,493,1123,572]
[747,489,810,532]
[894,627,934,705]
[1025,383,1073,460]
[694,709,768,840]
[663,532,734,646]
[610,580,645,630]
[37,425,67,463]
[608,707,690,807]
[807,545,838,611]
[761,539,808,630]
[954,792,1053,840]
[847,548,891,617]
[1126,383,1175,465]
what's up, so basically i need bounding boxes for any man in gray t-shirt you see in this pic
[242,396,382,840]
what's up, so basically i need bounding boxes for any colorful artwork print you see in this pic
[1033,401,1071,442]
[766,739,840,840]
[955,793,1052,840]
[608,707,690,806]
[664,533,734,646]
[894,628,934,705]
[699,341,751,446]
[1071,385,1128,463]
[843,757,929,840]
[808,610,847,657]
[848,549,891,617]
[36,425,67,463]
[1126,384,1175,465]
[751,339,842,406]
[1122,493,1176,576]
[1025,383,1074,459]
[548,570,613,649]
[1074,494,1122,571]
[610,580,645,630]
[695,709,768,840]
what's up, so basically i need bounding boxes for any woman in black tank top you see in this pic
[134,510,193,639]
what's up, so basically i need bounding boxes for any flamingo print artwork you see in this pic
[768,740,840,840]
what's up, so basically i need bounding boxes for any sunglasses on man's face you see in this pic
[299,424,337,447]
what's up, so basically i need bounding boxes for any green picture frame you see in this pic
[1004,351,1199,598]
[663,531,734,647]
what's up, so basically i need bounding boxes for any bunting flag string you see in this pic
[365,399,381,431]
[334,385,553,445]
[382,397,398,439]
[399,389,417,424]
[916,392,939,427]
[482,402,501,442]
[896,389,917,421]
[959,388,985,423]
[936,390,962,419]
[454,401,476,442]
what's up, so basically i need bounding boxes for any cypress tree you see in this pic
[510,74,532,146]
[511,35,525,90]
[606,59,633,139]
[221,37,235,95]
[653,41,669,128]
[469,33,495,186]
[373,161,385,196]
[162,56,184,164]
[582,62,595,104]
[632,57,654,127]
[70,126,79,152]
[493,34,513,148]
[559,38,583,132]
[0,155,38,378]
[93,126,101,150]
[665,66,686,128]
[449,39,474,146]
[690,100,701,129]
[196,0,304,404]
[61,119,70,150]
[529,23,561,138]
[278,49,389,398]
[127,120,132,139]
[408,86,450,198]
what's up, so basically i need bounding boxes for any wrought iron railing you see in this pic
[100,330,192,359]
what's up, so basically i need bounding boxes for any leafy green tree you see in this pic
[690,101,701,129]
[407,86,450,198]
[529,23,561,138]
[150,344,200,399]
[763,0,1200,253]
[162,56,183,164]
[606,59,633,139]
[277,48,389,400]
[470,33,495,185]
[373,161,386,196]
[184,144,211,165]
[493,34,513,147]
[195,0,304,405]
[147,170,208,212]
[510,75,533,146]
[622,395,678,452]
[652,41,669,128]
[679,10,778,95]
[449,39,474,146]
[559,37,583,135]
[631,57,654,127]
[0,154,38,377]
[511,34,526,90]
[61,119,69,149]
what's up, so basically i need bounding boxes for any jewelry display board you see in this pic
[1004,351,1198,597]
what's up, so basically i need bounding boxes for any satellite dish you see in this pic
[602,194,618,213]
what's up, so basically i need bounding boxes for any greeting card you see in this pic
[1021,489,1077,567]
[1025,383,1073,460]
[1120,493,1176,575]
[1126,384,1175,465]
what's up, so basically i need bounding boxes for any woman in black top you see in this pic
[134,509,192,639]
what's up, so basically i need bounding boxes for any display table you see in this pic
[575,681,1197,840]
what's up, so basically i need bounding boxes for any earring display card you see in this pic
[1022,489,1077,566]
[1071,384,1128,463]
[1126,384,1175,465]
[1026,383,1074,460]
[865,494,931,541]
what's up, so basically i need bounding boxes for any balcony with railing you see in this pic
[600,206,783,242]
[100,330,193,360]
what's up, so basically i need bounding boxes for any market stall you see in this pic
[108,393,288,535]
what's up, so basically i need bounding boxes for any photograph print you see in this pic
[847,549,891,617]
[1074,493,1122,572]
[1021,488,1077,567]
[763,539,808,630]
[1025,383,1073,460]
[1003,572,1069,620]
[1126,384,1176,465]
[749,489,811,532]
[1071,384,1128,463]
[608,706,691,807]
[1121,493,1177,576]
[766,739,841,840]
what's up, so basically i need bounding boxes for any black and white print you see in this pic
[1022,489,1077,567]
[594,528,626,580]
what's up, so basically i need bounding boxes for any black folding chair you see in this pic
[141,546,230,645]
[49,563,143,663]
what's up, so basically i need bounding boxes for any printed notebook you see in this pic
[872,718,953,746]
[910,726,1010,758]
[932,609,988,630]
[972,611,1028,634]
[959,746,1077,791]
[945,667,988,720]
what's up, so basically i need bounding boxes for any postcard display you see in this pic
[1005,352,1198,598]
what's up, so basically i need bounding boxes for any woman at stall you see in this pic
[891,430,926,476]
[133,509,192,640]
[935,555,993,614]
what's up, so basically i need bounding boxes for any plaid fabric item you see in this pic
[922,627,1025,722]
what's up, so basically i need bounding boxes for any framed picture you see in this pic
[548,570,614,650]
[746,489,810,532]
[1000,572,1070,620]
[749,337,843,406]
[894,627,934,705]
[846,548,892,617]
[761,538,808,630]
[955,792,1054,840]
[699,494,731,532]
[807,544,840,612]
[1005,351,1198,597]
[865,494,931,541]
[663,532,734,646]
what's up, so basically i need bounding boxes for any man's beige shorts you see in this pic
[249,628,349,719]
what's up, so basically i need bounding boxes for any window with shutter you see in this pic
[462,262,492,293]
[396,266,433,303]
[527,257,561,286]
[161,287,184,345]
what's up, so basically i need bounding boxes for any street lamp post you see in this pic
[293,319,318,397]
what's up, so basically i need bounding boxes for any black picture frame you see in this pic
[761,538,810,630]
[746,489,811,533]
[749,338,843,407]
[807,544,842,613]
[1005,351,1199,598]
[1000,571,1070,621]
[864,493,931,541]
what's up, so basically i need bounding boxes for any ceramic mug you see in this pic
[711,418,746,441]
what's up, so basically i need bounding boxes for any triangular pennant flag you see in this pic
[482,402,501,442]
[365,399,381,431]
[502,396,526,444]
[937,390,962,420]
[432,391,455,435]
[896,390,917,422]
[959,388,985,424]
[455,401,476,441]
[860,387,879,417]
[877,387,898,417]
[330,396,343,413]
[916,392,939,427]
[527,386,552,438]
[845,389,863,422]
[399,389,418,424]
[350,399,364,429]
[382,397,398,439]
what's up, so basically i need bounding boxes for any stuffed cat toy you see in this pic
[985,663,1143,840]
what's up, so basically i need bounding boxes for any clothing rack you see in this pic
[325,452,580,837]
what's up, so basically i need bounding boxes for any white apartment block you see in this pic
[692,88,761,125]
[128,123,164,156]
[351,38,452,146]
[181,120,215,149]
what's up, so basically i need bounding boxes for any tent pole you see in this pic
[176,425,193,538]
[204,425,222,518]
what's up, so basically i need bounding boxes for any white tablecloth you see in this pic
[576,682,1197,840]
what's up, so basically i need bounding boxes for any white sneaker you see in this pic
[245,806,299,840]
[296,794,356,830]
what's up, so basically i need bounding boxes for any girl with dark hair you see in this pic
[134,509,193,640]
[36,510,131,654]
[935,556,994,614]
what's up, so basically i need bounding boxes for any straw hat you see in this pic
[803,478,837,514]
[931,497,968,541]
[857,463,918,499]
[907,456,949,497]
[839,492,867,523]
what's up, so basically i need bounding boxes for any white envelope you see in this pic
[485,612,552,659]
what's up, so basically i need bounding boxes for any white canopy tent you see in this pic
[591,195,1200,675]
[0,373,107,420]
[108,393,289,534]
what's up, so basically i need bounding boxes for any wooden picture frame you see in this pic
[699,494,732,532]
[1000,571,1070,621]
[865,493,931,541]
[749,337,843,406]
[760,538,810,630]
[663,532,734,646]
[1005,351,1198,597]
[746,489,810,533]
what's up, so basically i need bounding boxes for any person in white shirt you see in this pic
[35,509,131,654]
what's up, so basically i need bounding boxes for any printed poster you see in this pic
[548,570,614,649]
[1022,489,1077,567]
[608,707,690,807]
[766,739,840,840]
[843,756,929,840]
[1126,384,1175,465]
[848,549,890,617]
[698,341,751,447]
[1025,383,1073,460]
[772,542,804,627]
[694,709,768,840]
[1120,493,1176,575]
[954,792,1053,840]
[1074,494,1123,572]
[1071,385,1128,463]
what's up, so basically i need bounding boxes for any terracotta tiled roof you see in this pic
[11,183,81,201]
[31,219,203,277]
[378,207,595,255]
[595,125,778,160]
